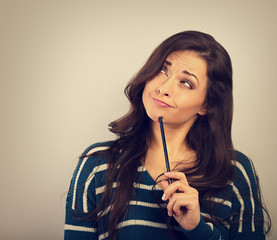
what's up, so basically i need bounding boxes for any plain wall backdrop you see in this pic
[0,0,276,239]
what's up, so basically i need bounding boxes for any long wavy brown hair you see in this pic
[83,31,270,239]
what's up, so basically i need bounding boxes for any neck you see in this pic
[150,119,193,157]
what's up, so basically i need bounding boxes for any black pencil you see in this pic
[158,117,172,185]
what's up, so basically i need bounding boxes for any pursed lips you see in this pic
[152,97,172,108]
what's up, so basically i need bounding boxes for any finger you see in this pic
[162,181,190,201]
[167,193,187,216]
[159,179,169,191]
[172,196,194,216]
[164,171,189,185]
[167,192,199,216]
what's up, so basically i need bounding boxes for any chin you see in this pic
[145,110,164,122]
[147,115,159,122]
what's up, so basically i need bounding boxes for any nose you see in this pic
[157,77,175,97]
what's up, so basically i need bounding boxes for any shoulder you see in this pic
[70,141,114,187]
[68,141,114,193]
[80,141,114,158]
[66,142,114,214]
[233,151,257,179]
[231,150,259,191]
[78,140,115,171]
[233,150,254,169]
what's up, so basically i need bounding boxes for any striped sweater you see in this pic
[64,142,265,239]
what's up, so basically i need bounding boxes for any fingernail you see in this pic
[161,193,166,201]
[168,210,172,216]
[164,172,170,176]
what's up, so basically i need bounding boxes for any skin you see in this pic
[142,50,208,230]
[142,50,207,126]
[161,172,201,230]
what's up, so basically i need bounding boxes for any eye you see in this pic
[180,80,193,89]
[160,66,168,76]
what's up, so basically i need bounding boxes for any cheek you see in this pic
[142,86,148,106]
[142,82,153,101]
[142,82,161,121]
[176,93,206,112]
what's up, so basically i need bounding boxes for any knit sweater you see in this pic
[64,142,265,239]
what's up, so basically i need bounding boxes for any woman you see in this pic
[64,31,270,239]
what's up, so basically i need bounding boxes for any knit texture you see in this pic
[64,142,265,240]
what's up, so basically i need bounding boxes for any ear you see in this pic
[197,105,208,116]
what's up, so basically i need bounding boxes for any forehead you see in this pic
[166,50,202,62]
[166,51,208,75]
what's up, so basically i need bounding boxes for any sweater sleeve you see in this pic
[181,151,265,240]
[228,151,265,239]
[180,216,221,239]
[64,144,107,240]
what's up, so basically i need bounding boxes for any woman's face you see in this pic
[142,50,208,127]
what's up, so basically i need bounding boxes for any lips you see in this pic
[152,97,172,108]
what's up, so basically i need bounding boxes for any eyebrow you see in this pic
[164,60,199,83]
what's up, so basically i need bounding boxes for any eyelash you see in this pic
[180,80,193,89]
[160,66,193,89]
[160,66,168,76]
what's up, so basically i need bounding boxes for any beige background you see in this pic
[0,0,276,239]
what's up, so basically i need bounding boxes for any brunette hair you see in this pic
[85,31,270,239]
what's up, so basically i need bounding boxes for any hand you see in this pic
[160,171,201,230]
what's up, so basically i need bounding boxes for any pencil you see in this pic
[158,117,172,184]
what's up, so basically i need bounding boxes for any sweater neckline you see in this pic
[139,162,163,191]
